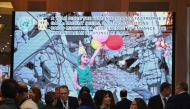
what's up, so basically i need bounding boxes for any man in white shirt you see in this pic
[15,82,38,109]
[148,82,172,109]
[56,85,78,109]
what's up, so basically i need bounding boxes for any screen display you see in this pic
[0,64,10,78]
[13,12,173,102]
[0,64,10,86]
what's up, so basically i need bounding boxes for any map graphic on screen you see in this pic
[13,12,173,102]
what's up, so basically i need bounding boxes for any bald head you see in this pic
[17,82,28,95]
[18,82,27,87]
[120,89,127,98]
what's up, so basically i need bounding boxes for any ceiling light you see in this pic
[0,50,3,52]
[10,35,12,36]
[0,15,1,17]
[7,42,9,44]
[5,45,7,47]
[2,48,4,49]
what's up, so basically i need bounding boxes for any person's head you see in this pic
[16,82,28,104]
[0,79,19,99]
[29,86,42,103]
[160,82,172,97]
[94,90,105,106]
[55,87,60,98]
[120,89,127,98]
[17,82,28,95]
[77,53,88,65]
[130,98,148,109]
[59,85,69,101]
[45,91,57,106]
[107,90,115,106]
[78,93,93,106]
[175,82,188,95]
[78,86,90,98]
[94,90,112,107]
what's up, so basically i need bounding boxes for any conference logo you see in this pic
[18,17,34,31]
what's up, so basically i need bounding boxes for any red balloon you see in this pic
[105,35,123,50]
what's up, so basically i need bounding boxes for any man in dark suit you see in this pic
[56,85,79,109]
[40,92,58,109]
[148,82,172,109]
[183,101,190,109]
[115,89,132,109]
[165,82,190,109]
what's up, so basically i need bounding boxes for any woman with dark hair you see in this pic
[78,93,94,109]
[29,86,43,108]
[78,86,90,98]
[93,90,116,109]
[130,98,148,109]
[107,90,116,107]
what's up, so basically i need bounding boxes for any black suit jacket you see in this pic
[115,98,132,109]
[183,101,190,109]
[56,96,79,109]
[148,94,164,109]
[165,92,190,109]
[39,104,59,109]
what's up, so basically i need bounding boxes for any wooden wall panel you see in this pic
[28,1,46,11]
[49,0,67,12]
[67,0,82,11]
[82,0,90,12]
[104,0,121,11]
[90,0,104,11]
[121,0,129,11]
[12,0,27,11]
[175,0,190,87]
[129,2,169,11]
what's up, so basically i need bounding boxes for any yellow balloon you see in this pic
[91,39,101,49]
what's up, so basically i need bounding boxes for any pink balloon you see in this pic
[92,27,109,43]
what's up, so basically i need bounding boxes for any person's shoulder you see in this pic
[184,101,190,109]
[177,92,190,99]
[0,100,17,109]
[39,105,59,109]
[121,98,132,102]
[69,96,78,103]
[78,105,93,109]
[0,104,17,109]
[20,99,38,109]
[37,100,44,108]
[69,96,78,99]
[180,92,190,96]
[167,94,178,101]
[93,105,100,109]
[150,94,160,99]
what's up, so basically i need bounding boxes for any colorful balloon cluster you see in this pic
[91,29,124,50]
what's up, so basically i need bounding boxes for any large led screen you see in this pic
[13,12,173,102]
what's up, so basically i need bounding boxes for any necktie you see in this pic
[64,101,67,106]
[163,97,167,105]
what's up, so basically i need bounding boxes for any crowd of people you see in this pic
[0,79,190,109]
